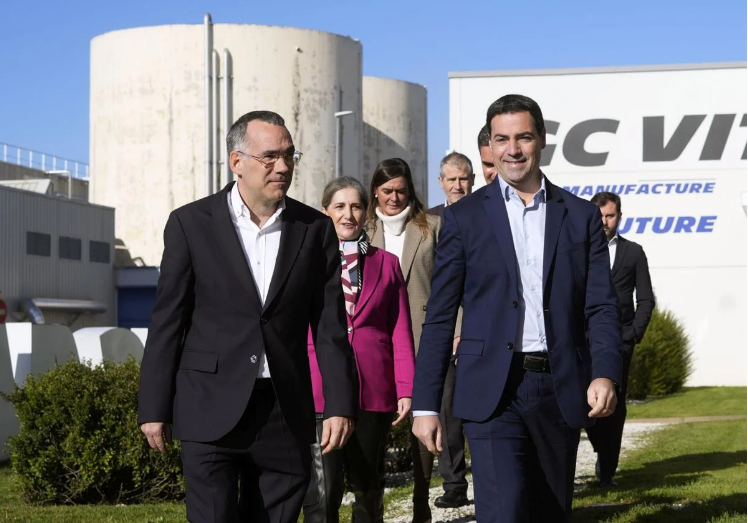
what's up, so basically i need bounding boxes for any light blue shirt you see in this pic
[413,175,551,417]
[497,176,548,353]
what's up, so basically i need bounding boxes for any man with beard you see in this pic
[587,191,655,487]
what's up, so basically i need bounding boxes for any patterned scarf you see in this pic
[340,230,370,316]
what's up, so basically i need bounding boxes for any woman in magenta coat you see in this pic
[303,176,415,523]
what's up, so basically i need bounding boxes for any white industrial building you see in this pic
[449,62,747,386]
[90,18,429,266]
[0,184,116,328]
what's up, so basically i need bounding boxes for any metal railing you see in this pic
[1,142,89,180]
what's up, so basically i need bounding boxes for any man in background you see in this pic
[477,125,497,184]
[588,191,655,486]
[427,152,473,509]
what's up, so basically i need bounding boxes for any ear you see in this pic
[321,207,329,216]
[230,151,243,178]
[540,128,547,150]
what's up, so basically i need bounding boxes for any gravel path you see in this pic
[366,422,664,522]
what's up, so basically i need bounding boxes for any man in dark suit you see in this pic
[587,191,655,486]
[138,111,358,523]
[427,152,474,509]
[412,94,622,522]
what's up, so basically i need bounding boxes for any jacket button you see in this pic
[250,355,258,363]
[260,317,268,325]
[347,326,353,333]
[423,305,427,311]
[507,343,514,351]
[512,301,518,308]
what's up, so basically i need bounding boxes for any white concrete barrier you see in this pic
[0,324,148,462]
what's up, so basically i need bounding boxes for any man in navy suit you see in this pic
[411,94,622,522]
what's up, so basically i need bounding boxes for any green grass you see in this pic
[0,465,185,523]
[627,387,746,419]
[2,386,745,522]
[572,420,746,522]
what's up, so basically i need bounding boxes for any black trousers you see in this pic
[303,410,391,523]
[464,354,580,523]
[411,421,435,523]
[180,385,311,523]
[586,344,634,480]
[438,356,468,495]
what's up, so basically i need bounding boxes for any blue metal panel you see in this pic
[117,287,156,328]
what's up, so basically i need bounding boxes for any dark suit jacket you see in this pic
[137,182,358,444]
[611,235,655,345]
[412,178,622,430]
[427,204,445,218]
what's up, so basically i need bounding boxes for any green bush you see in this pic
[627,307,693,400]
[0,358,184,504]
[385,417,413,474]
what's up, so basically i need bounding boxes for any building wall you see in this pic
[0,185,115,328]
[362,76,428,202]
[449,63,747,386]
[90,24,364,265]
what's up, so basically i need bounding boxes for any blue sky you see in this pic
[0,0,745,207]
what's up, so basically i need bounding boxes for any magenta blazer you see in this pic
[308,246,415,413]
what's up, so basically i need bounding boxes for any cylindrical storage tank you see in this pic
[362,76,428,202]
[90,24,363,265]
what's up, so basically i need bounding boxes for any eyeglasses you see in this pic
[236,150,303,168]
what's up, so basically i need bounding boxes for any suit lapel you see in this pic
[353,248,382,319]
[263,201,307,313]
[482,181,519,287]
[211,182,262,313]
[611,236,627,277]
[542,180,567,293]
[400,221,422,282]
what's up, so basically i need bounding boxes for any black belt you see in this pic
[513,351,551,373]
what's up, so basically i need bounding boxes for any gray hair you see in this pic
[226,110,287,157]
[321,176,369,210]
[439,152,474,178]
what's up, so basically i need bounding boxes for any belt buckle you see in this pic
[524,354,548,372]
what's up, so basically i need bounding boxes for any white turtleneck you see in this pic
[376,206,410,262]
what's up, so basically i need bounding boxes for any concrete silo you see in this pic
[362,76,428,202]
[90,21,363,265]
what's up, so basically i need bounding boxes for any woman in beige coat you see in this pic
[365,157,460,523]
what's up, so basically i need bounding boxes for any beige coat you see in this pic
[368,214,462,354]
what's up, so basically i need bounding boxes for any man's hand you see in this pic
[587,378,617,418]
[141,422,172,453]
[412,415,442,455]
[392,398,412,426]
[452,336,461,355]
[320,416,355,454]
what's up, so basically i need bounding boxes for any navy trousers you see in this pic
[463,354,580,523]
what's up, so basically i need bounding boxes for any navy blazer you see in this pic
[412,177,621,430]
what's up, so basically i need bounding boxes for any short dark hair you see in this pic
[477,125,490,148]
[226,110,287,157]
[485,94,545,136]
[439,152,473,178]
[591,191,622,213]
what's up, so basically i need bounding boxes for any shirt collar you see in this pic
[497,174,547,204]
[608,232,619,247]
[230,182,285,221]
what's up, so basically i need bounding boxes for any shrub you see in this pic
[0,358,184,504]
[385,417,413,474]
[627,307,693,400]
